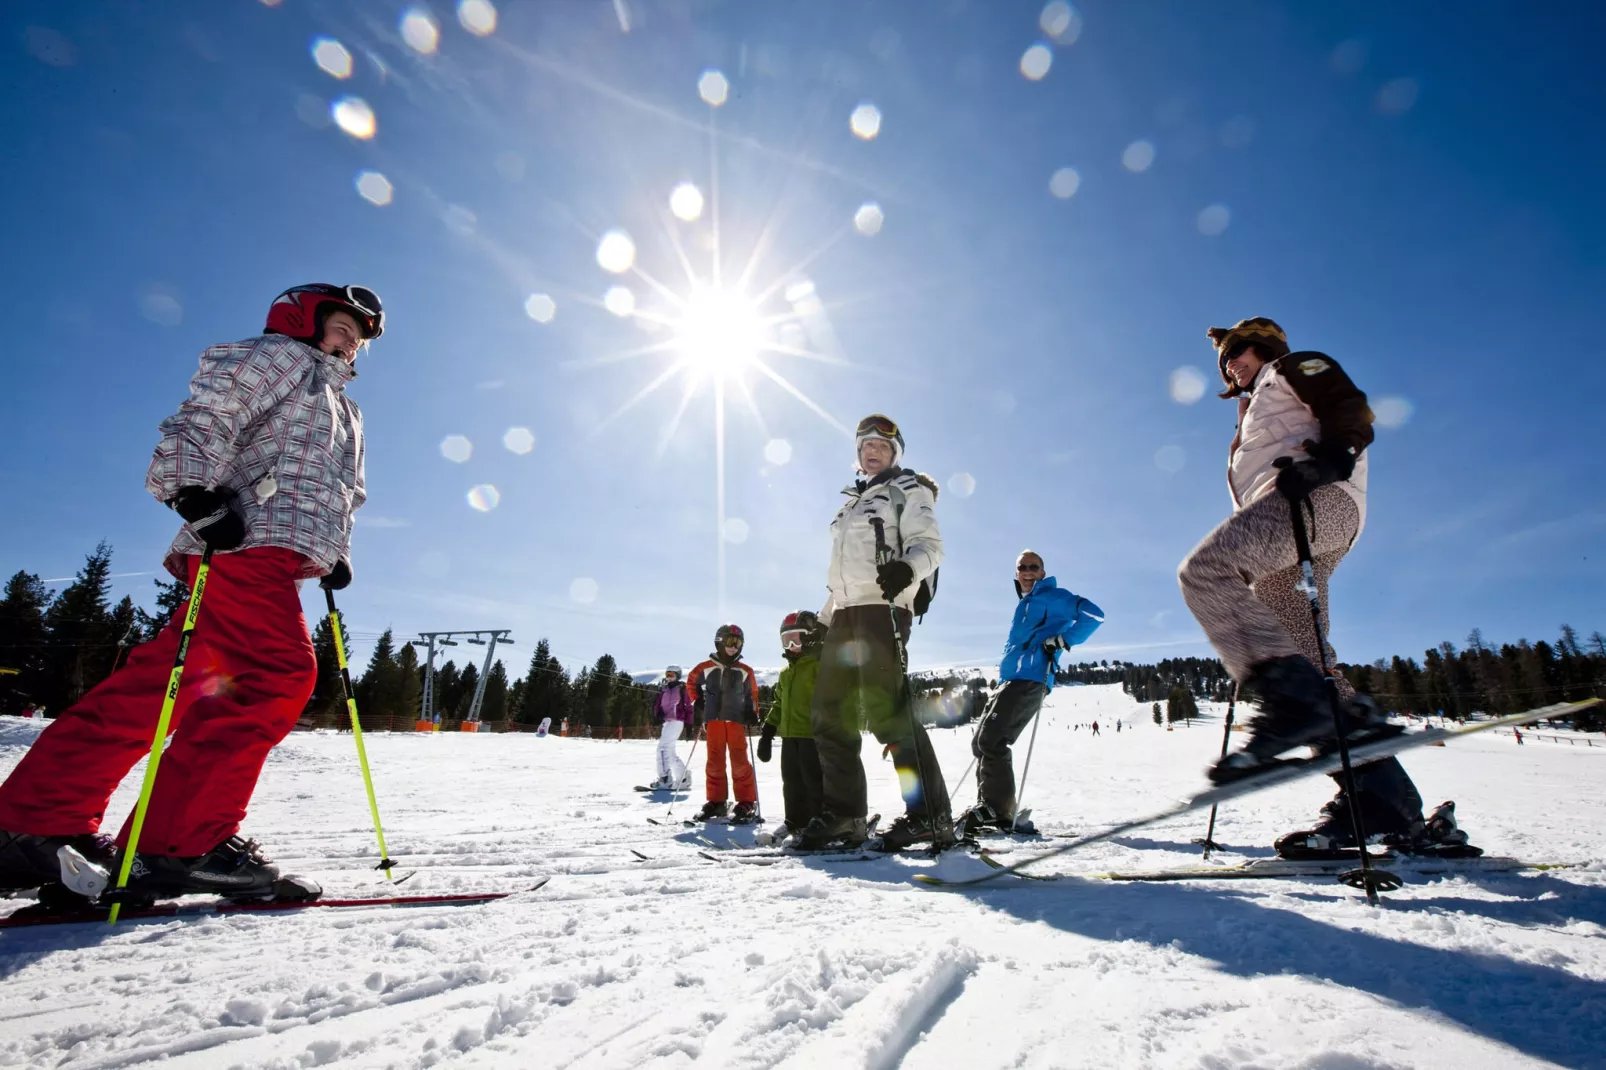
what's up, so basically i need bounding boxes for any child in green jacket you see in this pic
[758,611,827,837]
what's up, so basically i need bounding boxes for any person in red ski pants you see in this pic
[0,283,384,905]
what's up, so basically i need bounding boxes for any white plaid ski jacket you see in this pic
[145,334,366,580]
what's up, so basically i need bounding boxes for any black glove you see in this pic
[757,723,776,763]
[1042,635,1067,655]
[1274,439,1356,502]
[651,712,665,729]
[169,486,247,551]
[876,559,915,601]
[320,557,352,590]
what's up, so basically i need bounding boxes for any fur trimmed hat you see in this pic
[1207,317,1290,397]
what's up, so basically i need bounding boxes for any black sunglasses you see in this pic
[1017,563,1043,572]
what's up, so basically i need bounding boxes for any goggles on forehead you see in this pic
[856,414,900,438]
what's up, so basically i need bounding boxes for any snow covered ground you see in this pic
[3,684,1604,1069]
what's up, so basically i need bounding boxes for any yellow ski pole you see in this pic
[107,548,214,924]
[325,588,395,880]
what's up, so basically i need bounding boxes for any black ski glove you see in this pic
[169,486,247,551]
[757,723,776,763]
[876,560,915,601]
[1274,439,1356,502]
[320,557,352,591]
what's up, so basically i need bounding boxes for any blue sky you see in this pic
[3,1,1603,680]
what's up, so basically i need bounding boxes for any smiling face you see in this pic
[858,436,895,475]
[319,308,364,363]
[1225,345,1266,390]
[1016,552,1044,594]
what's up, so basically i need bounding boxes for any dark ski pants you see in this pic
[972,680,1047,818]
[779,736,825,830]
[0,549,316,857]
[811,604,950,822]
[1328,758,1424,834]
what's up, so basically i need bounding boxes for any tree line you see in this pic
[5,542,1603,731]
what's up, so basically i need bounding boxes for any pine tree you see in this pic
[480,660,510,722]
[304,614,349,723]
[1165,683,1197,725]
[517,638,565,725]
[134,575,190,641]
[40,541,116,712]
[586,654,617,728]
[450,662,479,718]
[1151,702,1161,726]
[100,596,139,681]
[357,628,403,722]
[0,570,52,715]
[396,641,422,723]
[434,661,461,719]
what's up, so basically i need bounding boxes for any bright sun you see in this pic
[674,287,767,375]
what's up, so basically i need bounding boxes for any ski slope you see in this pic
[2,684,1604,1069]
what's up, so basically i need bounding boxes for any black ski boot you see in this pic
[118,836,320,903]
[730,802,760,825]
[695,800,729,822]
[793,812,868,851]
[0,830,113,900]
[1314,695,1405,754]
[1385,801,1481,858]
[1210,656,1334,782]
[957,804,1029,837]
[870,812,958,853]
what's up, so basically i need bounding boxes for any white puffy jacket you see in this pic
[821,469,943,620]
[1229,352,1371,533]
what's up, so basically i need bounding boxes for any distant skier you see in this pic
[798,415,952,851]
[1091,720,1101,737]
[957,551,1103,837]
[647,665,693,789]
[687,626,761,823]
[0,283,384,904]
[1178,318,1471,857]
[757,611,827,838]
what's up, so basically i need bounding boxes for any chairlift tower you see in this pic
[409,630,515,724]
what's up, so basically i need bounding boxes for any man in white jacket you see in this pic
[797,415,953,851]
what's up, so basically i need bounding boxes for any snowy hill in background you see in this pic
[3,683,1604,1068]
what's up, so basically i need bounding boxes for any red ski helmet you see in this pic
[714,623,745,653]
[266,283,384,344]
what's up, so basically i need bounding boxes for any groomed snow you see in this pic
[2,684,1603,1069]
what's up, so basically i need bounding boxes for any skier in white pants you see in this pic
[650,666,694,789]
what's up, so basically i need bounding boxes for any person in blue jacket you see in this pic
[957,550,1104,836]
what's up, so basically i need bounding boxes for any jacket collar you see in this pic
[1014,575,1059,600]
[285,336,358,388]
[844,466,904,496]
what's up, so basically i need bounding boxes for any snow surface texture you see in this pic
[2,684,1604,1069]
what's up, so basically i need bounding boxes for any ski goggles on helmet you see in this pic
[856,414,900,438]
[781,630,807,651]
[273,283,385,340]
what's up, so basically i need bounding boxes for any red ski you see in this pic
[0,877,549,929]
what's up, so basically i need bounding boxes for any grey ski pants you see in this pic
[972,680,1048,818]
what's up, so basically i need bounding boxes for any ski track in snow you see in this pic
[2,685,1604,1069]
